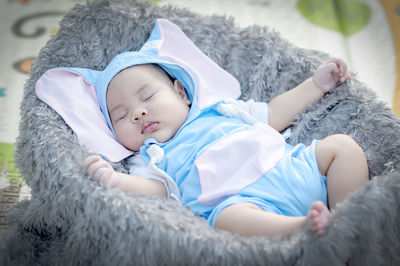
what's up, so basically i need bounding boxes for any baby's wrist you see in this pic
[108,172,120,188]
[309,77,326,96]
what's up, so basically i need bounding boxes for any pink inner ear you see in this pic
[156,19,241,110]
[35,68,133,162]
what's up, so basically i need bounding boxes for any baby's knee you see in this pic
[316,134,364,175]
[321,134,361,154]
[321,134,368,168]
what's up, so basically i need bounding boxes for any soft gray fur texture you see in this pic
[1,0,399,265]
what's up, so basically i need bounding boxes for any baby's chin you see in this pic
[121,139,144,152]
[127,129,180,151]
[151,128,178,143]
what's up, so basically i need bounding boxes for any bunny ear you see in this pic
[35,68,134,162]
[148,19,241,110]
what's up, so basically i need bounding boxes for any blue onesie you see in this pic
[131,99,327,227]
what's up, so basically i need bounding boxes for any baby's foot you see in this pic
[307,201,330,236]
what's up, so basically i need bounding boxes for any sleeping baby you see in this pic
[37,19,368,238]
[82,23,368,237]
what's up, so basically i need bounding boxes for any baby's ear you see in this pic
[174,80,191,105]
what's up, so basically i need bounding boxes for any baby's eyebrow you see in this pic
[137,84,149,94]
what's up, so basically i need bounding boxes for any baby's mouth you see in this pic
[141,121,159,134]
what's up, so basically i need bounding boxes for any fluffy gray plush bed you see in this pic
[1,0,399,265]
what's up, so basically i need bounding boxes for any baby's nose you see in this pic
[132,109,148,122]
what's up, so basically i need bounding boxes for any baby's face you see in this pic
[107,64,191,151]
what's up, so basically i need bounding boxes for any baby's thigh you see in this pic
[207,195,279,228]
[213,202,259,232]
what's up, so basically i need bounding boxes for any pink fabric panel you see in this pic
[35,69,133,162]
[156,19,241,110]
[195,123,285,205]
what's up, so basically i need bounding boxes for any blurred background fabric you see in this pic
[0,0,399,231]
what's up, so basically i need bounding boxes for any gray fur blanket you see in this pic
[1,0,399,265]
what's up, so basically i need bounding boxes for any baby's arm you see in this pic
[268,59,350,132]
[84,155,167,197]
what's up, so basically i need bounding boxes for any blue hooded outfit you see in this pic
[35,19,327,227]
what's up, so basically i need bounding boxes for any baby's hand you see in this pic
[312,58,351,93]
[84,155,120,188]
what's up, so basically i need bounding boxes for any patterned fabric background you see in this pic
[1,0,399,231]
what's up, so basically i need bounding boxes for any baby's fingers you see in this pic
[340,73,351,83]
[331,58,350,83]
[334,59,348,74]
[325,62,340,74]
[83,155,101,169]
[86,159,112,179]
[83,155,119,187]
[96,167,114,183]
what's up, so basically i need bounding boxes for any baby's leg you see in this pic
[214,202,307,237]
[215,202,331,237]
[315,134,369,208]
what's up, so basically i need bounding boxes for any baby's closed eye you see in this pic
[117,113,128,121]
[111,110,128,123]
[142,90,156,101]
